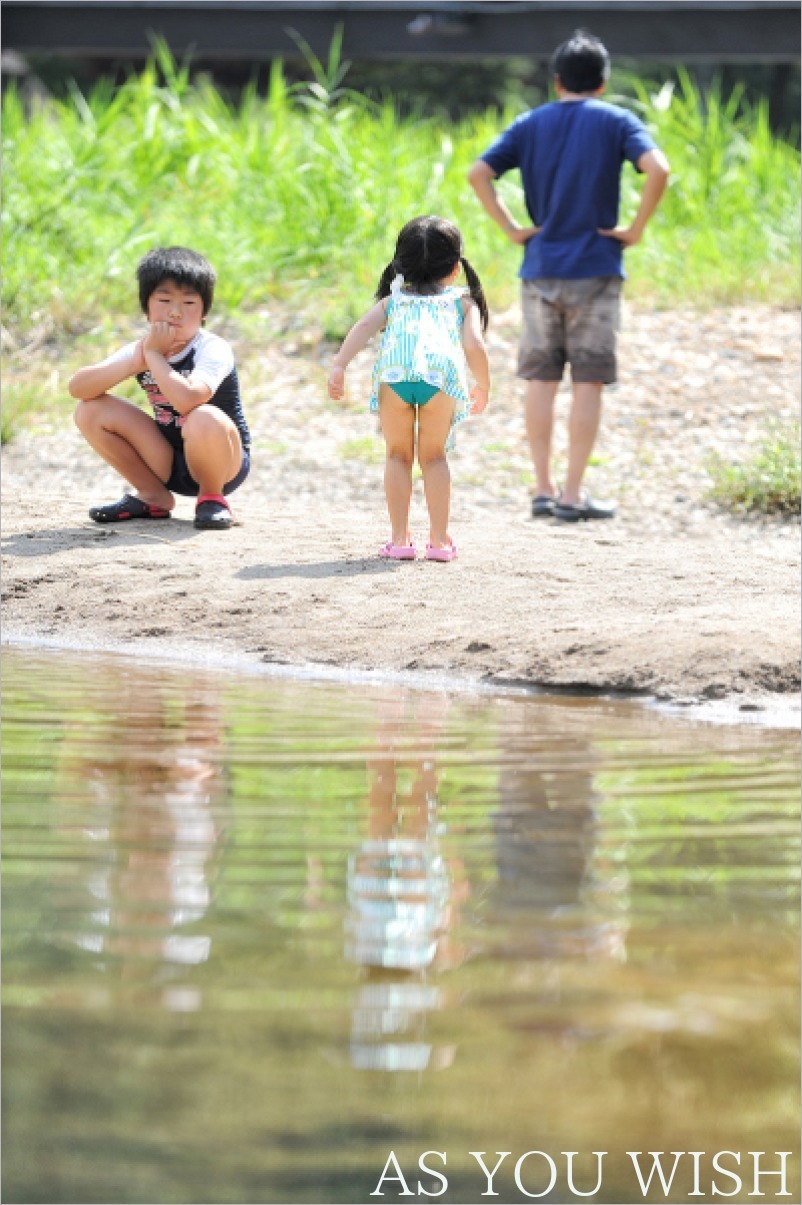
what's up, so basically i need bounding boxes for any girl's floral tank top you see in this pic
[369,276,472,427]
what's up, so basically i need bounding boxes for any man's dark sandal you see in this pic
[554,495,616,523]
[194,494,234,530]
[89,494,171,523]
[531,494,557,518]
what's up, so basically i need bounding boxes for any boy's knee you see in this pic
[74,394,116,433]
[182,406,226,442]
[73,398,95,433]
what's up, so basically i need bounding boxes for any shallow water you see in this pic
[2,647,799,1205]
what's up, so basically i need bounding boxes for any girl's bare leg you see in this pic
[181,406,242,497]
[73,394,175,509]
[417,392,455,550]
[378,385,416,546]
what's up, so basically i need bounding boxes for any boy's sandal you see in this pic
[194,494,234,530]
[89,494,171,523]
[425,541,457,562]
[378,540,416,560]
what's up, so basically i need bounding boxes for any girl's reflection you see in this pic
[344,688,468,1073]
[55,672,227,1000]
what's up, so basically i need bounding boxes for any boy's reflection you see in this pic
[344,689,467,1072]
[55,673,226,998]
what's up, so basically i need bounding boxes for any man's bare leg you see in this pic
[524,379,560,499]
[561,381,603,506]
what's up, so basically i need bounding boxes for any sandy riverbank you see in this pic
[2,303,799,714]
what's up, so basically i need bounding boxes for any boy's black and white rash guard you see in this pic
[103,329,250,453]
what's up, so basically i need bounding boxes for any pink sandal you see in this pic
[425,540,457,562]
[379,540,417,560]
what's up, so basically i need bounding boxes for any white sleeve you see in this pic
[190,333,235,394]
[99,341,140,367]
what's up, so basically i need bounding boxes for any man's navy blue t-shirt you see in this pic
[480,98,656,280]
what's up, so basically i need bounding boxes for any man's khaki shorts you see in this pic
[518,277,622,384]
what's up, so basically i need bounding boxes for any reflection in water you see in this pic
[2,649,799,1205]
[345,690,465,1072]
[52,677,226,1000]
[493,722,628,962]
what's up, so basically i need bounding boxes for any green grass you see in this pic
[1,47,800,443]
[705,424,801,516]
[3,48,799,336]
[615,71,801,305]
[338,436,384,464]
[1,381,44,446]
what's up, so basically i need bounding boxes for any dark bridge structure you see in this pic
[4,1,801,65]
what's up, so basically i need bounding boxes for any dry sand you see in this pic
[2,303,799,718]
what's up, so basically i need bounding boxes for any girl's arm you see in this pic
[68,342,146,400]
[142,322,212,414]
[461,299,491,414]
[328,300,387,399]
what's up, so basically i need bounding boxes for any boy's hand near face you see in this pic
[140,323,210,413]
[144,321,181,358]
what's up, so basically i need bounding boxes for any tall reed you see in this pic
[3,46,799,345]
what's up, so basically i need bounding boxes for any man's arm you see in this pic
[599,148,670,247]
[467,160,538,246]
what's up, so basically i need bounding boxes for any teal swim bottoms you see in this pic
[388,381,440,407]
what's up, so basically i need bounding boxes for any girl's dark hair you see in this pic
[375,215,489,331]
[551,29,610,94]
[137,246,217,315]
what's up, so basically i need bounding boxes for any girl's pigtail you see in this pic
[460,256,489,331]
[375,260,398,302]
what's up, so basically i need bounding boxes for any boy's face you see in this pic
[146,277,205,350]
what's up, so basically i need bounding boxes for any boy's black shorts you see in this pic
[518,277,622,384]
[167,446,251,497]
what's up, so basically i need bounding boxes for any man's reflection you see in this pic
[344,688,467,1072]
[492,704,628,962]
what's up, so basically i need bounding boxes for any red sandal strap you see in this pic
[196,493,230,509]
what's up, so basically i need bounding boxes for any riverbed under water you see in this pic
[2,646,799,1204]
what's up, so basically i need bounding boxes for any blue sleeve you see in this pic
[480,116,523,177]
[621,110,657,170]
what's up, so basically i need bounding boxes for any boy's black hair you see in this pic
[137,246,217,315]
[375,215,489,331]
[551,29,610,94]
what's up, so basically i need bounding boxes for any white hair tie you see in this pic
[390,273,404,296]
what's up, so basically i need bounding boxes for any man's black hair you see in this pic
[551,29,610,94]
[137,246,216,315]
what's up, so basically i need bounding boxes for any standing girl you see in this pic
[328,216,490,561]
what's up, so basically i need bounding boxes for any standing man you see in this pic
[469,29,669,521]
